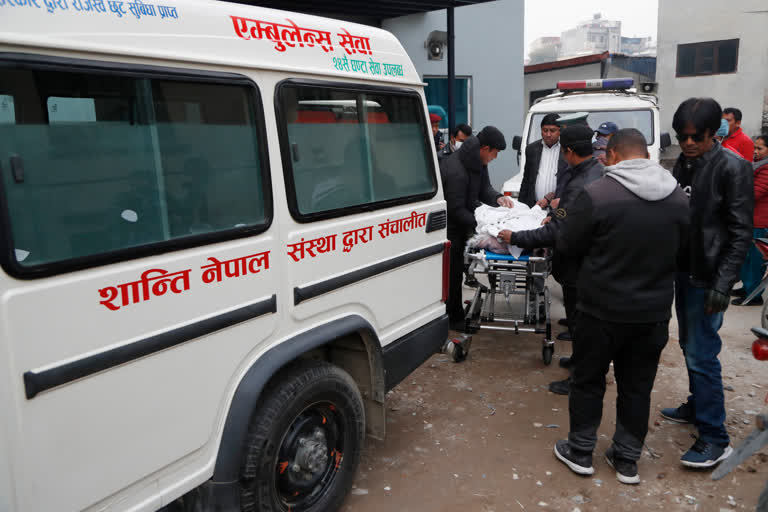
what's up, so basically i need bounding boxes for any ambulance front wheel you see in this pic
[240,361,365,512]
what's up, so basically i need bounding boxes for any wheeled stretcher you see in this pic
[462,247,554,365]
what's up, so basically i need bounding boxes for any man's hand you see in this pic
[497,196,515,208]
[439,142,446,150]
[704,289,729,314]
[541,216,552,226]
[498,230,513,243]
[550,197,561,209]
[535,198,549,208]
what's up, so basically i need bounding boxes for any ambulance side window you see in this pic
[278,82,436,220]
[0,63,270,274]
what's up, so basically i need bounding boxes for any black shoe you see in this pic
[556,331,572,341]
[680,438,733,468]
[732,296,764,306]
[553,440,594,475]
[731,287,746,298]
[558,356,571,369]
[605,446,640,484]
[464,277,480,288]
[660,402,694,424]
[558,318,569,327]
[549,378,570,395]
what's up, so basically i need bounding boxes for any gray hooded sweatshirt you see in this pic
[604,158,679,201]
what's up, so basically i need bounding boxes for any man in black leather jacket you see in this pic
[499,125,604,394]
[661,97,753,469]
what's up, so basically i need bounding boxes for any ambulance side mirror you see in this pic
[660,132,671,151]
[512,135,522,152]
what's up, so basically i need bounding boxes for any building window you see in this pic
[676,39,739,77]
[423,76,472,129]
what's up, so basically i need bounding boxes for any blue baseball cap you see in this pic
[596,121,619,135]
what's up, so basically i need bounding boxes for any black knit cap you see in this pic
[477,126,506,151]
[559,124,593,150]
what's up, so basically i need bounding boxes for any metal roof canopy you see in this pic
[233,0,499,132]
[236,1,494,20]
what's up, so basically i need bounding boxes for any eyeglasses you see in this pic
[675,132,708,143]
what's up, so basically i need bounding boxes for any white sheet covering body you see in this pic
[468,201,548,258]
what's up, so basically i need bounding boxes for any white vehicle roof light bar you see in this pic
[556,78,634,91]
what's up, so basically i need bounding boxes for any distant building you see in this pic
[560,13,621,58]
[621,36,655,56]
[528,36,560,65]
[657,0,768,139]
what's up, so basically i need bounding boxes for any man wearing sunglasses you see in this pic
[661,98,753,469]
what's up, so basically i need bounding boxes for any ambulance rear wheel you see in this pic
[240,361,365,512]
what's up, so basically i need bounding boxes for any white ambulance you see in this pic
[0,2,450,511]
[504,78,671,196]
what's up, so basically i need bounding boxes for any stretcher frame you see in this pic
[463,247,554,365]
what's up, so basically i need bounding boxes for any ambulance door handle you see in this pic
[10,155,24,183]
[291,143,300,163]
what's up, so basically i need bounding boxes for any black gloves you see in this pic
[705,289,730,314]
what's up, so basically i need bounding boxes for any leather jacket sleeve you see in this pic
[713,157,754,294]
[510,216,560,249]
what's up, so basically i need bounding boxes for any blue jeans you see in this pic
[740,228,768,296]
[674,274,729,446]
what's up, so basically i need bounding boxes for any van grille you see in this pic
[426,210,447,233]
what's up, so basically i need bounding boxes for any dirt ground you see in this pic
[342,279,767,512]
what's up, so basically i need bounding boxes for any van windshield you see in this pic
[527,110,654,145]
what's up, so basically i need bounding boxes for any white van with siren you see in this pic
[504,78,671,196]
[0,2,450,511]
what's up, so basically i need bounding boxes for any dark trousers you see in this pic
[562,284,579,360]
[568,311,669,461]
[447,236,466,323]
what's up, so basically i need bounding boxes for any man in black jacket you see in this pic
[499,125,604,395]
[518,113,569,208]
[438,123,472,161]
[536,129,689,483]
[442,126,514,330]
[661,98,753,468]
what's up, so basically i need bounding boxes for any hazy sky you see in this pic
[525,0,659,58]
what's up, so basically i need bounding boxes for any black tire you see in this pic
[240,361,365,512]
[542,346,554,366]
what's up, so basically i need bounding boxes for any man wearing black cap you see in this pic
[519,113,569,208]
[498,125,605,394]
[441,126,514,331]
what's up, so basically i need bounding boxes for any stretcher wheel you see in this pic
[542,346,554,365]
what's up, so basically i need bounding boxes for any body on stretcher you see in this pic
[463,247,555,365]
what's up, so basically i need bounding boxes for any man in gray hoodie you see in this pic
[546,129,690,484]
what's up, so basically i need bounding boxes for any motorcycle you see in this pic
[743,237,768,328]
[712,326,768,511]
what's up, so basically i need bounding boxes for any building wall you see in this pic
[382,0,525,187]
[657,0,768,138]
[524,62,603,111]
